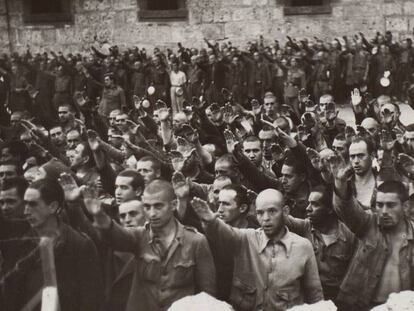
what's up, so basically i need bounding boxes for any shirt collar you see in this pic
[259,226,293,258]
[147,218,184,245]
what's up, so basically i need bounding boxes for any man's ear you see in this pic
[135,187,143,197]
[239,203,248,214]
[403,200,410,217]
[171,199,178,211]
[156,169,161,178]
[49,201,59,215]
[282,204,290,217]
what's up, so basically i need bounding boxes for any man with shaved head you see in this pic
[192,188,323,310]
[85,179,216,311]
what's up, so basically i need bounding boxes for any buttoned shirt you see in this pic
[100,219,216,311]
[285,217,355,299]
[205,219,323,311]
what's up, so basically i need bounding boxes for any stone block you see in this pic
[112,0,137,11]
[404,1,414,15]
[232,8,255,21]
[383,2,403,16]
[213,8,232,23]
[201,9,214,23]
[201,23,225,40]
[385,16,408,32]
[81,0,112,11]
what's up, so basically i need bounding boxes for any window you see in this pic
[291,0,324,6]
[284,0,331,15]
[138,0,188,21]
[148,0,179,11]
[23,0,73,24]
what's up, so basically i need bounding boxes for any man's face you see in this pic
[349,141,372,176]
[218,189,243,224]
[108,130,123,148]
[256,195,287,238]
[104,76,112,87]
[137,161,159,185]
[281,165,304,194]
[306,191,328,226]
[208,55,216,64]
[215,161,237,179]
[109,111,120,126]
[67,131,81,150]
[50,127,66,146]
[0,148,13,162]
[0,188,24,220]
[115,115,128,132]
[263,99,277,116]
[376,192,406,228]
[10,114,21,128]
[142,191,174,229]
[362,120,379,137]
[58,106,71,123]
[115,176,139,204]
[209,178,232,206]
[0,164,18,180]
[405,131,414,154]
[332,139,348,159]
[24,188,54,228]
[119,201,145,228]
[243,140,263,167]
[20,133,33,147]
[66,144,86,170]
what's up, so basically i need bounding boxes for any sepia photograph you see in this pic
[1,0,414,310]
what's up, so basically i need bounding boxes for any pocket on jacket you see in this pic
[230,278,257,311]
[139,254,160,283]
[172,260,196,287]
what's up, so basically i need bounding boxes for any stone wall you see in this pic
[0,0,413,54]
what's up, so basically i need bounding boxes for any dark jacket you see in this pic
[333,192,414,309]
[3,224,104,311]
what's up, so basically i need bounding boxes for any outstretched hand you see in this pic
[224,129,237,153]
[59,173,81,202]
[172,171,190,199]
[327,153,353,182]
[191,197,216,222]
[82,184,104,217]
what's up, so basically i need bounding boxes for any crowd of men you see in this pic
[1,30,414,311]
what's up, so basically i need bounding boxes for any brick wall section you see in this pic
[0,0,413,53]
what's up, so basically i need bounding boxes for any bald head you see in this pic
[256,189,285,209]
[361,117,379,136]
[255,189,287,238]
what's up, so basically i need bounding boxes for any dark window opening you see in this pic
[138,0,188,21]
[30,0,64,14]
[148,0,179,10]
[23,0,73,24]
[291,0,324,6]
[284,0,331,15]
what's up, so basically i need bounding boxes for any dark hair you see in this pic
[310,184,333,211]
[78,142,95,168]
[377,180,408,203]
[0,160,23,176]
[1,141,29,162]
[117,169,144,191]
[334,132,346,141]
[138,156,161,172]
[283,151,306,176]
[242,135,261,145]
[0,177,29,198]
[350,136,375,155]
[28,178,64,206]
[221,184,250,213]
